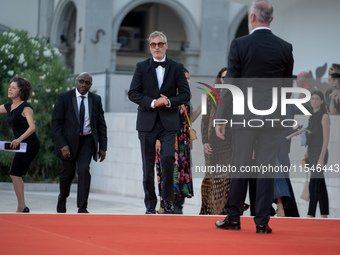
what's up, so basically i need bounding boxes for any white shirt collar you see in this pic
[153,56,166,62]
[75,88,88,98]
[250,27,271,34]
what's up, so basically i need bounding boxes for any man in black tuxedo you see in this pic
[215,1,294,233]
[128,31,190,214]
[52,72,107,213]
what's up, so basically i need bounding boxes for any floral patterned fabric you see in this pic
[156,102,193,198]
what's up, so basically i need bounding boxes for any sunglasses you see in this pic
[78,79,92,86]
[149,42,166,49]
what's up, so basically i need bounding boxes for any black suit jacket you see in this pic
[51,89,107,161]
[217,29,294,129]
[128,57,190,132]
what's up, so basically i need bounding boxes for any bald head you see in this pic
[297,71,310,79]
[249,1,274,31]
[77,72,92,80]
[76,72,93,95]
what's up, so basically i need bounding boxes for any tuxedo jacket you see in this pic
[51,89,107,161]
[217,29,294,129]
[128,57,191,132]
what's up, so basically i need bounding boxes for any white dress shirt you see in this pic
[154,56,166,89]
[151,56,171,108]
[250,27,271,34]
[75,89,91,135]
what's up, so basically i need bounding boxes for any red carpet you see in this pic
[0,214,339,255]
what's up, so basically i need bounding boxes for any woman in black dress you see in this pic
[0,77,40,213]
[306,90,330,218]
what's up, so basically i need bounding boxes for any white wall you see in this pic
[272,0,340,77]
[90,113,144,198]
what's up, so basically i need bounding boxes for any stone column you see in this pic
[197,0,230,76]
[185,49,200,75]
[74,0,113,74]
[110,43,122,72]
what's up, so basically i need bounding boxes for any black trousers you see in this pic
[225,128,281,226]
[138,117,176,210]
[59,134,95,210]
[307,147,329,216]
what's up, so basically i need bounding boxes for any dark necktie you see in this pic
[154,61,166,68]
[79,96,85,135]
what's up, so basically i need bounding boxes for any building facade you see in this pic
[3,0,339,78]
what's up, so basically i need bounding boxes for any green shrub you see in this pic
[0,30,75,182]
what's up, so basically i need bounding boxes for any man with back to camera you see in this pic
[51,72,107,213]
[215,1,294,233]
[128,31,190,214]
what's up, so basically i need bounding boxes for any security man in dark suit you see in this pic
[52,72,107,213]
[215,1,294,233]
[128,31,190,214]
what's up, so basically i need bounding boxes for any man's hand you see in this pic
[155,140,161,154]
[215,124,226,140]
[154,94,169,107]
[99,149,106,162]
[60,145,71,158]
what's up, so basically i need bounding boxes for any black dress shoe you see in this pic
[163,201,175,214]
[22,207,30,213]
[145,208,156,214]
[78,208,89,213]
[256,224,272,234]
[57,196,66,213]
[241,203,250,212]
[215,216,241,230]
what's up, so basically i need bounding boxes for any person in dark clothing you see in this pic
[0,77,40,213]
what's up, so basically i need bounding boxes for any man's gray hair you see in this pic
[250,1,273,24]
[148,31,167,43]
[77,72,92,80]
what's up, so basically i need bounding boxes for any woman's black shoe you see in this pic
[22,207,30,213]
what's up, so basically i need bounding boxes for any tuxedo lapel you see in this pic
[163,59,170,83]
[159,59,171,92]
[149,58,159,90]
[71,90,80,125]
[88,92,93,122]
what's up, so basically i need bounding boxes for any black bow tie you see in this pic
[154,61,166,68]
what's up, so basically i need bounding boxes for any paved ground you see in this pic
[0,182,202,215]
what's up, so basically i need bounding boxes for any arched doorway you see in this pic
[112,0,200,73]
[116,2,187,71]
[235,14,248,38]
[228,6,249,45]
[50,1,77,73]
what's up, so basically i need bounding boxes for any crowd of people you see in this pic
[0,1,337,235]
